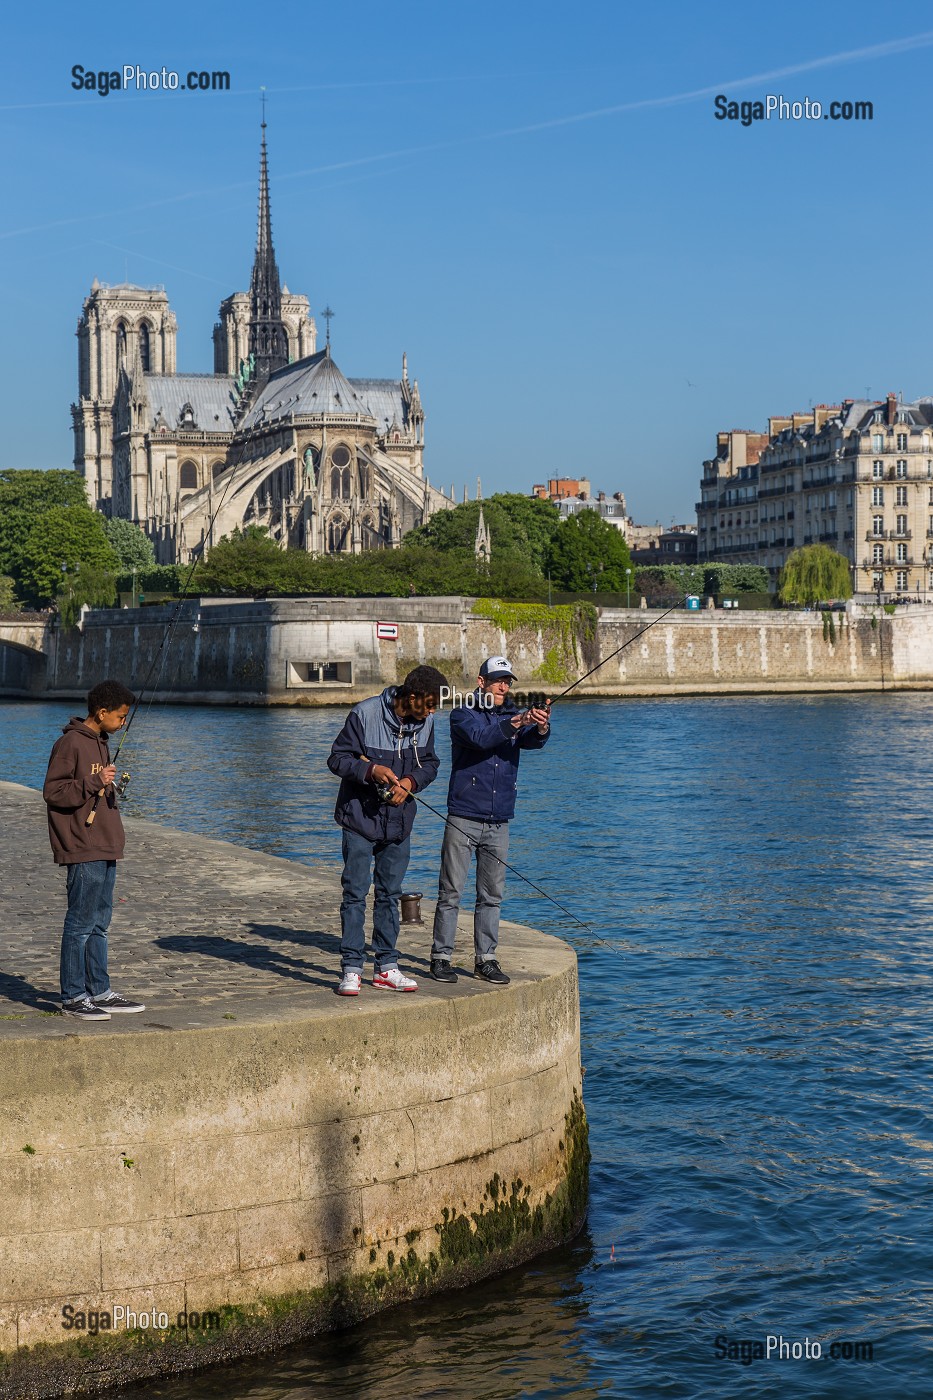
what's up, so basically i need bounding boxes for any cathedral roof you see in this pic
[350,378,408,433]
[145,373,236,431]
[242,349,376,427]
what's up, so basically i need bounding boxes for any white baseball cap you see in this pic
[479,655,516,681]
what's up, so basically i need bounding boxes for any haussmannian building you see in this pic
[71,124,455,563]
[697,394,933,597]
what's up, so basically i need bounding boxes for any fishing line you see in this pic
[365,752,634,957]
[372,592,699,949]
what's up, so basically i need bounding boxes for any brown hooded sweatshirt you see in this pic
[43,717,125,865]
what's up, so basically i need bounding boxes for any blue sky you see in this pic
[2,0,932,522]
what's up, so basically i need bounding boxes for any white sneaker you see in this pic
[337,970,362,996]
[372,967,418,992]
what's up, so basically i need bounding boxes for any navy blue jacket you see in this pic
[328,687,440,843]
[446,693,550,823]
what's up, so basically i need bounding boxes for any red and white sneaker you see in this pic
[337,970,362,996]
[372,967,418,992]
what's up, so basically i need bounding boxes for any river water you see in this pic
[1,693,931,1399]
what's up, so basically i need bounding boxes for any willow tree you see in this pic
[778,545,853,606]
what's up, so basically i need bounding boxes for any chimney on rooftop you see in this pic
[887,392,897,426]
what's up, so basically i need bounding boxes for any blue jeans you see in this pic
[60,860,116,1003]
[339,829,411,975]
[431,817,510,964]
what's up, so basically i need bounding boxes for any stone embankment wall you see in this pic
[0,936,584,1395]
[4,597,933,703]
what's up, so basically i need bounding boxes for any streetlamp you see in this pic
[625,566,632,609]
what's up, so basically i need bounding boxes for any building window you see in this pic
[331,444,351,468]
[872,434,884,452]
[896,433,908,451]
[873,543,884,564]
[896,514,908,534]
[896,459,908,478]
[138,322,151,372]
[896,570,908,591]
[872,486,884,505]
[897,542,908,563]
[896,485,908,506]
[179,461,198,490]
[873,460,884,479]
[873,515,885,536]
[873,571,884,590]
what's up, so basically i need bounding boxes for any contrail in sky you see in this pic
[2,29,930,240]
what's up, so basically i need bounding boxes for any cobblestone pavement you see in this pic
[0,782,544,1038]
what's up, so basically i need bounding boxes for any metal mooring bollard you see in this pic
[400,891,424,925]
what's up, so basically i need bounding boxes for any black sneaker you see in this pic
[91,992,146,1013]
[62,997,111,1021]
[430,958,458,983]
[474,960,510,985]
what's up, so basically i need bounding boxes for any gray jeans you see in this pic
[431,817,510,964]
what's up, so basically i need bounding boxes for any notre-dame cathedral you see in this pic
[71,124,456,563]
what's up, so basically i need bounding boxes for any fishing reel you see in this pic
[376,780,412,804]
[115,771,131,798]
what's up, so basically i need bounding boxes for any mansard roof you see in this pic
[241,349,377,428]
[145,373,236,431]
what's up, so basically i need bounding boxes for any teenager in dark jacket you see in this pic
[327,665,448,995]
[430,656,551,985]
[43,679,145,1021]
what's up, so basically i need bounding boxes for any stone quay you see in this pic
[3,595,933,706]
[0,781,586,1399]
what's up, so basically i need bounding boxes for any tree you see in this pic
[545,510,635,592]
[18,506,118,608]
[484,494,561,571]
[0,469,90,583]
[58,564,117,628]
[778,545,853,606]
[194,527,290,595]
[0,575,19,613]
[104,516,156,571]
[403,494,560,572]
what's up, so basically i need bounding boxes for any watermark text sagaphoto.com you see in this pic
[61,1304,220,1335]
[714,94,873,126]
[714,1334,875,1366]
[71,65,230,96]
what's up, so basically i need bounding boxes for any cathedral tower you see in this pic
[72,281,177,511]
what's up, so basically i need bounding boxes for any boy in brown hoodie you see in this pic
[43,680,146,1022]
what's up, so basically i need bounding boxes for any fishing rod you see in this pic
[551,593,692,701]
[363,592,700,941]
[375,774,638,961]
[362,752,593,932]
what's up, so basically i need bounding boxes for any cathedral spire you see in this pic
[248,115,289,382]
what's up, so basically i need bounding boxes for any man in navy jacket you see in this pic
[328,665,448,995]
[430,655,551,985]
